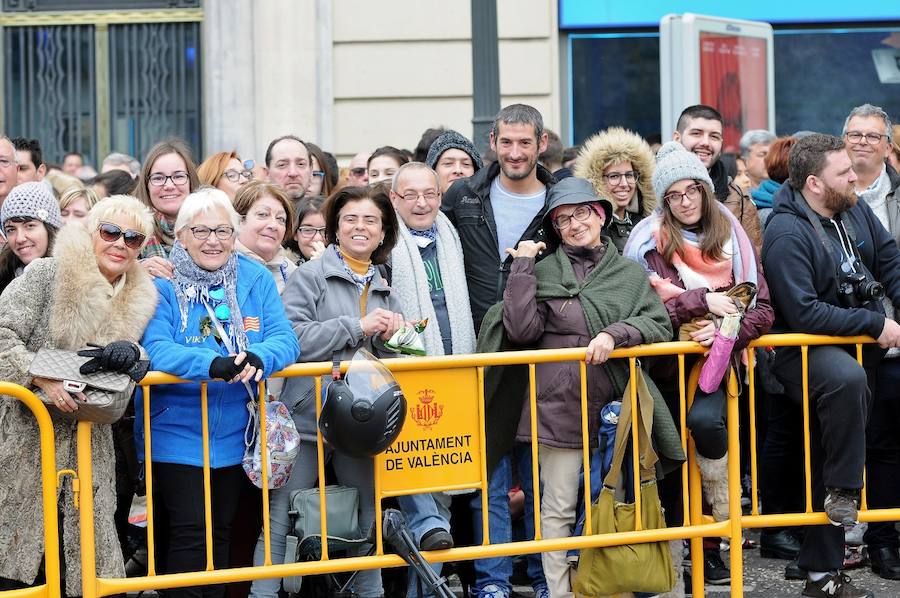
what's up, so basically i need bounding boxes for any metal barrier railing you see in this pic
[5,333,900,598]
[0,383,64,598]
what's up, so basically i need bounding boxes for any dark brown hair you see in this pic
[658,182,731,263]
[788,134,845,191]
[233,181,295,244]
[0,219,57,294]
[763,137,795,184]
[367,146,410,171]
[305,143,336,197]
[322,183,398,265]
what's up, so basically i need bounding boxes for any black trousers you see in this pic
[152,463,244,598]
[772,345,870,572]
[759,392,806,525]
[863,357,900,550]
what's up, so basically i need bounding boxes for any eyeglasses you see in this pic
[98,222,147,249]
[297,225,326,239]
[663,184,703,206]
[349,167,367,178]
[602,171,638,185]
[397,190,440,202]
[552,205,594,230]
[845,131,888,145]
[149,171,189,187]
[222,168,254,183]
[312,170,326,179]
[189,225,235,240]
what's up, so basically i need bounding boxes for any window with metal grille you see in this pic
[2,18,202,167]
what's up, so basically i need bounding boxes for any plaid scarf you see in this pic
[334,245,375,295]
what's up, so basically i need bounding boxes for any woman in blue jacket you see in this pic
[137,188,299,598]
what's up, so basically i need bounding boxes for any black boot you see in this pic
[869,545,900,580]
[760,529,802,560]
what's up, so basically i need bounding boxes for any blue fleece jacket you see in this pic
[135,255,300,468]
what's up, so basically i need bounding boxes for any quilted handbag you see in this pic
[28,348,136,424]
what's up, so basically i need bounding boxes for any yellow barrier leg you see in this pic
[686,363,704,598]
[726,370,743,597]
[77,422,97,598]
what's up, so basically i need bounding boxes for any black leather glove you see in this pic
[78,341,141,375]
[208,352,264,381]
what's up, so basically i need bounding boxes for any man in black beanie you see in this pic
[426,130,484,194]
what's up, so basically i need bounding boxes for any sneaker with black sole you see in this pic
[801,572,873,597]
[419,527,453,551]
[824,488,859,526]
[703,548,731,585]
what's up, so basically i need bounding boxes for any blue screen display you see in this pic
[560,1,899,29]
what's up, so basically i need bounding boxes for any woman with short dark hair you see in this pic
[252,185,403,598]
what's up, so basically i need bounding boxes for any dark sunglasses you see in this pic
[98,222,147,249]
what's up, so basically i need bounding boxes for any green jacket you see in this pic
[477,241,685,476]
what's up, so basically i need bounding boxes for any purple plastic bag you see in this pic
[698,330,737,393]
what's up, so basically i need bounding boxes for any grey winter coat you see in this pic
[280,245,402,441]
[0,225,158,595]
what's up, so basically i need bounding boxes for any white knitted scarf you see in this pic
[390,212,476,356]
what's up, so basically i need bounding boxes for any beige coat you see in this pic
[0,225,158,594]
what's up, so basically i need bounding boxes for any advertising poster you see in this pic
[700,33,769,153]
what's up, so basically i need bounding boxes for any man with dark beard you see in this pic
[762,134,900,598]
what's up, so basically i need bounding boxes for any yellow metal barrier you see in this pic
[0,383,64,598]
[5,333,900,598]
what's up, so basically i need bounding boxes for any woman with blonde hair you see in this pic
[59,186,100,225]
[0,194,158,594]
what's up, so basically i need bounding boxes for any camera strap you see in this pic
[795,190,861,268]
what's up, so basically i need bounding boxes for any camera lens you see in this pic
[862,280,885,300]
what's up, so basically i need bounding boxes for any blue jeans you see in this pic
[470,445,546,595]
[397,492,452,598]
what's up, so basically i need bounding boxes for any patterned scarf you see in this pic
[408,224,437,247]
[140,212,177,259]
[170,241,249,351]
[334,244,376,295]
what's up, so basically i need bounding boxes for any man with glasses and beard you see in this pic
[762,134,900,598]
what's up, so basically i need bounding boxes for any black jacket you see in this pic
[761,182,900,344]
[441,161,557,331]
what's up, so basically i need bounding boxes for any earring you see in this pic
[379,240,384,246]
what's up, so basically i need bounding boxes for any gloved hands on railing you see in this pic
[209,351,265,383]
[79,341,149,382]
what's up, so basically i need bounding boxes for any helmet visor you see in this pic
[343,348,397,404]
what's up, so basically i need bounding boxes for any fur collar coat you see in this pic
[0,224,158,594]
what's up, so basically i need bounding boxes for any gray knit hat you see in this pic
[651,141,714,201]
[426,130,484,171]
[1,181,64,231]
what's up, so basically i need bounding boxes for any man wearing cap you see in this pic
[426,130,483,194]
[441,103,554,598]
[478,176,675,598]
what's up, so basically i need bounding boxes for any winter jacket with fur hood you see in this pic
[0,224,158,595]
[574,127,658,253]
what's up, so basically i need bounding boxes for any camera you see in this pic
[837,271,884,308]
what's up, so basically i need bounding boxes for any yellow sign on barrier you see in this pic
[377,367,482,494]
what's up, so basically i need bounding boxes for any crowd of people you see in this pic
[0,99,899,598]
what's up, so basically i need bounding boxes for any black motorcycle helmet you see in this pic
[319,349,406,458]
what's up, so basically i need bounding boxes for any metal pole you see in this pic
[470,0,500,155]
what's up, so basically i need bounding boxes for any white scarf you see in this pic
[390,212,475,356]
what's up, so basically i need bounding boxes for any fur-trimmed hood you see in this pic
[47,224,158,349]
[574,127,657,217]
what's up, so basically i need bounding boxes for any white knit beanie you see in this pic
[652,141,715,200]
[1,181,64,231]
